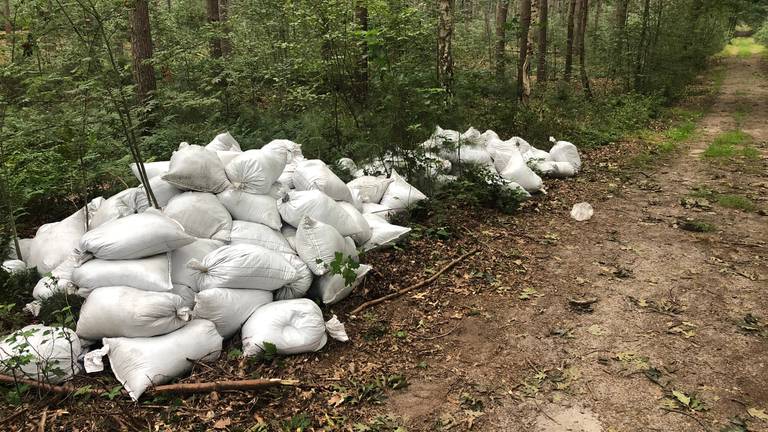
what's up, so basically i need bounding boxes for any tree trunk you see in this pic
[577,0,592,98]
[437,0,454,96]
[536,0,548,83]
[564,0,576,81]
[634,0,650,90]
[3,0,10,36]
[355,2,368,101]
[612,0,628,79]
[129,0,157,104]
[494,0,509,80]
[206,0,222,58]
[219,0,231,56]
[593,0,601,35]
[517,0,531,101]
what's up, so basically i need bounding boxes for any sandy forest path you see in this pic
[370,55,768,431]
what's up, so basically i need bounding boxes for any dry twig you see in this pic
[350,248,479,315]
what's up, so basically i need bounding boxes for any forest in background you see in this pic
[1,0,767,245]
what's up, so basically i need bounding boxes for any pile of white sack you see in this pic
[338,127,581,195]
[0,132,426,400]
[1,127,580,399]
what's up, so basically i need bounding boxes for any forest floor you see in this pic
[2,50,767,432]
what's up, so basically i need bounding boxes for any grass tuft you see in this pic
[716,194,756,212]
[703,130,753,158]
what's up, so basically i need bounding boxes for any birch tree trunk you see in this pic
[437,0,455,96]
[536,0,548,83]
[577,0,592,98]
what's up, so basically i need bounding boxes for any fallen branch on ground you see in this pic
[350,248,479,315]
[0,374,297,397]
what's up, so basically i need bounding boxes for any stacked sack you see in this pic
[342,127,581,196]
[5,131,425,400]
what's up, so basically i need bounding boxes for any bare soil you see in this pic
[2,55,767,432]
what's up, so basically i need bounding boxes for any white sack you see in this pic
[571,202,594,222]
[73,254,172,295]
[262,139,303,163]
[281,226,297,252]
[0,325,81,384]
[171,239,224,290]
[99,319,222,400]
[295,216,358,276]
[206,132,242,152]
[32,254,78,300]
[217,189,282,230]
[217,150,241,167]
[189,244,298,291]
[171,284,197,309]
[486,138,520,172]
[230,221,294,254]
[379,170,427,211]
[76,286,190,339]
[278,190,361,236]
[137,176,182,208]
[242,299,334,357]
[77,211,194,261]
[130,161,170,182]
[164,192,232,241]
[338,202,372,245]
[89,188,148,229]
[481,129,500,143]
[162,144,231,193]
[225,149,287,195]
[336,158,358,175]
[275,253,313,300]
[361,203,395,221]
[192,288,273,338]
[293,159,354,202]
[549,137,581,171]
[362,213,411,252]
[2,260,26,274]
[498,148,544,193]
[310,264,371,305]
[460,127,484,146]
[347,176,394,204]
[28,199,101,274]
[533,161,576,178]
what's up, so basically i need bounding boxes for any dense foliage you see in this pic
[0,0,765,238]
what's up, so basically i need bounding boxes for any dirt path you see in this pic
[375,55,768,431]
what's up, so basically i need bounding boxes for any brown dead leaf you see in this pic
[213,417,231,429]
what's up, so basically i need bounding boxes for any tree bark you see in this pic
[634,0,651,90]
[219,0,231,56]
[354,1,368,101]
[517,0,531,101]
[129,0,157,104]
[577,0,592,98]
[3,0,10,36]
[437,0,454,96]
[564,0,576,81]
[206,0,222,58]
[536,0,548,82]
[612,0,628,79]
[494,0,509,80]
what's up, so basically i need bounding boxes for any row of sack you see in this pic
[337,127,582,194]
[1,132,434,400]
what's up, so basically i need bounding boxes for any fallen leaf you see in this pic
[748,407,768,421]
[672,390,691,406]
[213,417,231,429]
[327,393,345,407]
